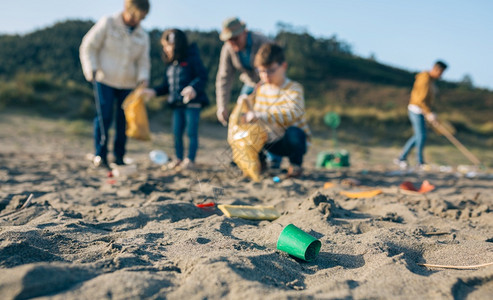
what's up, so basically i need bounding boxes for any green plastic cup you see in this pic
[276,224,321,261]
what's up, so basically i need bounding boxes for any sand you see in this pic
[1,112,492,299]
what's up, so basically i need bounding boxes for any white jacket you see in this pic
[79,12,150,89]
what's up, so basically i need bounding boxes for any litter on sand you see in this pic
[399,180,435,194]
[340,189,383,198]
[323,182,335,189]
[111,164,138,178]
[277,224,321,262]
[196,202,215,208]
[217,204,280,220]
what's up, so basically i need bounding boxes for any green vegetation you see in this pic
[1,20,492,146]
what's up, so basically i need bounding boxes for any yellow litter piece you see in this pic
[323,182,335,189]
[217,204,280,221]
[340,189,383,198]
[122,87,151,141]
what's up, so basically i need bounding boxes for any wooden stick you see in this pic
[419,261,493,270]
[0,193,35,218]
[431,121,481,166]
[20,193,34,209]
[423,232,450,236]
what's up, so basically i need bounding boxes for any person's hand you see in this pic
[216,107,229,126]
[237,94,248,105]
[138,80,149,88]
[139,88,156,102]
[181,86,196,104]
[426,112,437,123]
[244,111,257,123]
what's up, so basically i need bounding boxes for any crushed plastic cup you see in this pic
[112,164,137,178]
[439,165,453,173]
[149,150,169,165]
[276,224,321,262]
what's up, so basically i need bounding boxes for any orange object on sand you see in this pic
[399,180,435,194]
[323,182,335,189]
[400,181,418,191]
[340,189,382,198]
[418,180,435,193]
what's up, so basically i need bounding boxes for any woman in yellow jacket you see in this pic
[79,0,150,168]
[395,60,447,168]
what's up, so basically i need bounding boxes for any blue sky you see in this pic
[1,0,492,90]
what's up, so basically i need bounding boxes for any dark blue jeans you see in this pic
[399,110,427,164]
[93,82,131,161]
[172,107,201,162]
[264,127,307,166]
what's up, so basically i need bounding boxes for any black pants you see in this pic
[263,126,307,166]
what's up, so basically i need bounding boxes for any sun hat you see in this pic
[220,17,246,41]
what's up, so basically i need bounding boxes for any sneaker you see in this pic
[166,159,182,170]
[393,158,408,169]
[180,158,195,170]
[114,157,125,166]
[93,155,109,168]
[287,165,303,178]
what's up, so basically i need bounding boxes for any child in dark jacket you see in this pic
[142,29,209,170]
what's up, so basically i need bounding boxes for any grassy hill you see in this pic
[0,20,492,150]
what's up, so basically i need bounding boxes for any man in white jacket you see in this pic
[80,0,150,167]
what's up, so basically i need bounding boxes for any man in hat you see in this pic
[215,17,271,126]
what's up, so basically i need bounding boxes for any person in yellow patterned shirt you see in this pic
[243,43,311,178]
[395,60,447,168]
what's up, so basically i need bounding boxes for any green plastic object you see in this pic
[324,150,350,168]
[276,224,322,261]
[316,151,331,168]
[324,112,341,129]
[316,150,350,168]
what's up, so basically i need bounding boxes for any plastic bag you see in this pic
[227,97,268,182]
[122,87,151,141]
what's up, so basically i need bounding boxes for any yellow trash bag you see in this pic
[122,87,151,141]
[227,97,268,182]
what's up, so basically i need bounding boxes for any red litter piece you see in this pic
[196,202,215,208]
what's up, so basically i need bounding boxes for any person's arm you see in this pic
[140,68,168,100]
[215,45,236,112]
[154,68,170,96]
[256,83,305,127]
[79,16,109,82]
[188,48,208,94]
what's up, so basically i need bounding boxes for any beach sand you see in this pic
[1,113,492,299]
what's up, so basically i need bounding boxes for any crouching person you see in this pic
[243,43,311,178]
